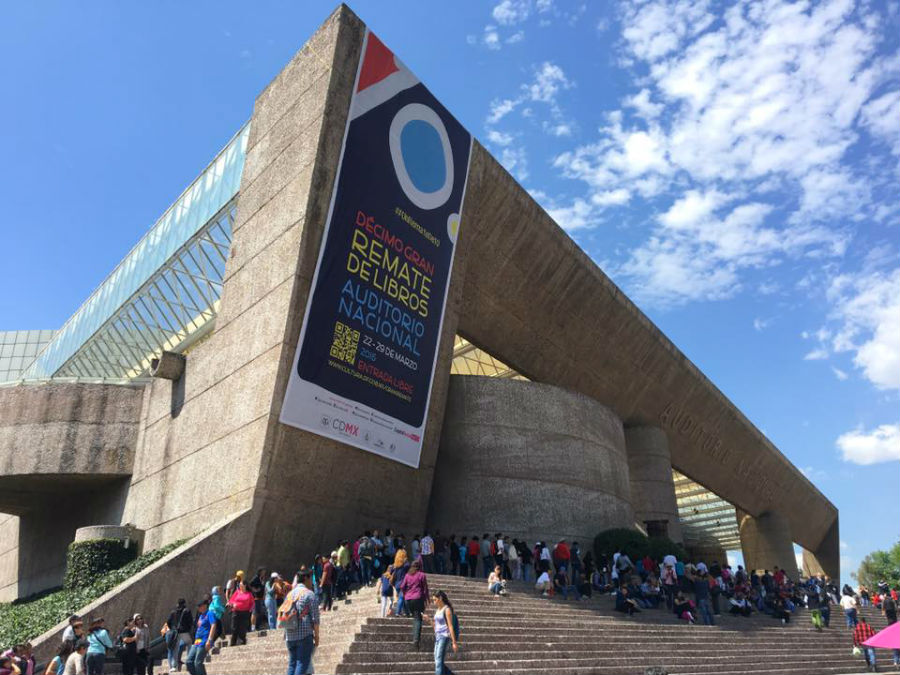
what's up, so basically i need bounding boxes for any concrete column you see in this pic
[427,376,634,546]
[803,518,839,580]
[738,509,796,575]
[625,426,682,543]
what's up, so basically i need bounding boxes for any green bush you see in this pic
[0,539,186,649]
[593,528,686,565]
[64,539,138,590]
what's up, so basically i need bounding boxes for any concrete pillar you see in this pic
[738,509,796,576]
[803,518,839,580]
[625,426,682,543]
[427,376,634,546]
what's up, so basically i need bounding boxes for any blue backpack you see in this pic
[380,575,393,596]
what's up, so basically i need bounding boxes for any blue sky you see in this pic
[1,0,897,583]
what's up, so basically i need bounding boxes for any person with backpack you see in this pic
[358,533,375,586]
[378,565,395,617]
[427,591,459,675]
[185,599,217,675]
[161,599,192,673]
[85,619,113,675]
[281,568,319,675]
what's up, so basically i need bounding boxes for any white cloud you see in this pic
[804,348,829,361]
[526,62,572,103]
[499,145,529,182]
[483,25,501,50]
[548,0,894,305]
[831,366,849,381]
[824,268,900,391]
[487,98,518,124]
[486,129,514,147]
[547,198,594,231]
[862,90,900,155]
[506,30,525,44]
[837,423,900,465]
[753,317,771,332]
[493,0,531,25]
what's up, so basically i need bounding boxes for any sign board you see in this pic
[279,30,472,468]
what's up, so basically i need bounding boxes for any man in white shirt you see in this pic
[840,593,858,627]
[535,570,552,596]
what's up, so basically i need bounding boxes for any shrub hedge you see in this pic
[0,539,186,649]
[593,527,687,564]
[64,539,138,590]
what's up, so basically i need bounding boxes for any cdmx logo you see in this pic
[322,415,359,437]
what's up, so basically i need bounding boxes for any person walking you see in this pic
[162,599,192,673]
[853,616,877,672]
[283,568,320,675]
[185,599,217,675]
[85,619,113,675]
[841,592,859,628]
[427,591,458,675]
[398,560,430,649]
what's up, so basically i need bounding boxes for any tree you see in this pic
[853,541,900,589]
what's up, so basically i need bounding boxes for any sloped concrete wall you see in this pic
[31,509,254,664]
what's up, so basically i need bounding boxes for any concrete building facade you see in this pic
[0,7,837,647]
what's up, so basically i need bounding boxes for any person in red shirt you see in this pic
[553,540,571,580]
[466,536,480,579]
[853,616,877,671]
[227,579,254,646]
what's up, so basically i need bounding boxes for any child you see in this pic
[378,565,395,617]
[674,592,695,623]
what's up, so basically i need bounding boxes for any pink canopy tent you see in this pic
[863,622,900,649]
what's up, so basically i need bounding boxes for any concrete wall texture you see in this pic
[428,376,634,546]
[3,4,839,628]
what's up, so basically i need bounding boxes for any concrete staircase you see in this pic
[204,574,886,675]
[203,585,381,675]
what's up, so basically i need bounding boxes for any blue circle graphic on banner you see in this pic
[389,103,454,210]
[400,120,446,193]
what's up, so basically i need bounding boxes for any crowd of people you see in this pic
[2,528,897,675]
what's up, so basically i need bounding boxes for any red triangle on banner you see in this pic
[357,32,399,93]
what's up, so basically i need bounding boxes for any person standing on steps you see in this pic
[480,534,492,579]
[227,579,254,645]
[162,599,192,673]
[466,536,479,579]
[248,568,268,631]
[185,599,217,675]
[398,559,430,649]
[283,568,320,675]
[85,619,113,675]
[420,532,435,573]
[427,591,458,675]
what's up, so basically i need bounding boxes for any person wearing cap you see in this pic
[265,573,281,631]
[283,567,319,675]
[185,598,217,675]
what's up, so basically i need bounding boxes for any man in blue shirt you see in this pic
[284,567,320,675]
[186,598,217,675]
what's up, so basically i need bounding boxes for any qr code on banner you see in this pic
[329,322,360,364]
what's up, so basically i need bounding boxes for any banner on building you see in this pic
[279,30,472,468]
